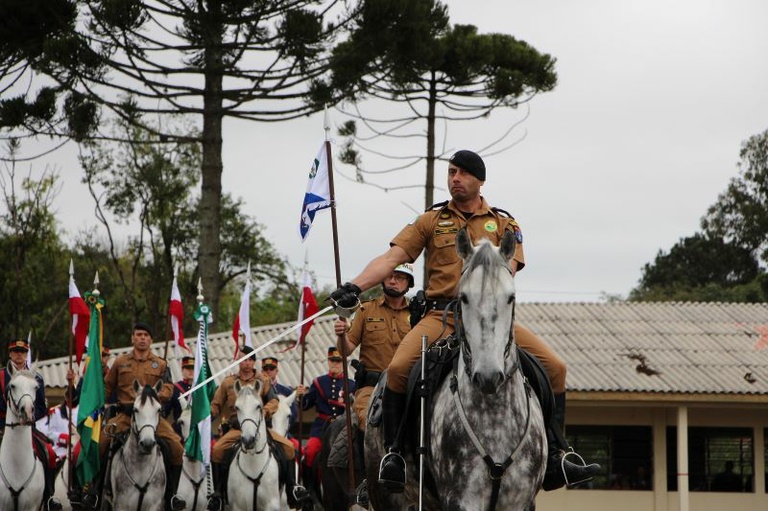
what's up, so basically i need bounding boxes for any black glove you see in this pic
[330,282,362,308]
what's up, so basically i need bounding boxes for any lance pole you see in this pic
[66,260,75,493]
[324,106,358,503]
[296,253,308,486]
[180,305,332,399]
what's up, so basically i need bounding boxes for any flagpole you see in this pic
[66,260,75,494]
[324,106,358,500]
[163,268,176,362]
[297,253,308,487]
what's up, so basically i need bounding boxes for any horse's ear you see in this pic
[287,390,297,406]
[456,228,473,261]
[499,229,517,262]
[254,378,262,395]
[234,380,242,394]
[8,363,16,377]
[153,379,163,395]
[133,379,141,394]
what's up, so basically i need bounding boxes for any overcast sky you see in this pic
[28,0,768,302]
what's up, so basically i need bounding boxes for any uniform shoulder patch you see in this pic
[426,200,449,211]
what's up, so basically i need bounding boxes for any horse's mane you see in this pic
[460,239,508,294]
[138,384,159,406]
[10,369,37,381]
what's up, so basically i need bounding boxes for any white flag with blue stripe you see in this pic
[299,143,332,241]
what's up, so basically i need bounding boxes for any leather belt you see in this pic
[425,299,453,311]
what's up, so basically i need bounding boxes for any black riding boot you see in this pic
[542,393,601,491]
[165,465,186,511]
[275,445,310,509]
[377,388,407,492]
[43,466,63,511]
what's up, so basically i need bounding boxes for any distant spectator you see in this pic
[711,460,743,492]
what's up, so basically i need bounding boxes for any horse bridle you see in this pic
[455,265,519,380]
[4,382,36,428]
[0,378,40,511]
[130,406,159,443]
[238,404,268,455]
[236,403,272,505]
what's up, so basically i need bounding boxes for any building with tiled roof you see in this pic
[33,302,768,511]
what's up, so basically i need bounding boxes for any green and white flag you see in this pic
[184,301,216,474]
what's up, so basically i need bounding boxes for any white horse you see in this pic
[53,425,80,511]
[271,390,297,438]
[366,228,548,510]
[109,380,166,511]
[0,367,46,511]
[176,395,211,511]
[226,380,283,511]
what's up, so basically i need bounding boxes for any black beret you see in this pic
[133,321,154,337]
[449,150,486,181]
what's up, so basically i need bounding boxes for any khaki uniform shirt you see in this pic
[392,197,525,300]
[104,350,173,405]
[210,371,277,423]
[346,296,410,372]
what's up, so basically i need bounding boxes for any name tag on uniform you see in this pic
[366,317,384,323]
[434,227,458,235]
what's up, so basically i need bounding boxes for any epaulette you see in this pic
[426,200,449,212]
[492,207,515,219]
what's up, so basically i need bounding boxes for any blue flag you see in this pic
[299,143,332,241]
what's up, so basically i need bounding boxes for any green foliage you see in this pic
[701,130,768,263]
[632,130,768,303]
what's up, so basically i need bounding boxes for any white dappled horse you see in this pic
[226,380,283,511]
[366,228,547,510]
[0,367,45,511]
[109,380,166,510]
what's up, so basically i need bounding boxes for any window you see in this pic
[566,425,653,490]
[666,427,753,492]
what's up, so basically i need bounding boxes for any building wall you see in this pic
[536,402,768,511]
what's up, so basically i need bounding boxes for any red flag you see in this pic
[169,276,188,356]
[232,278,251,359]
[69,276,90,364]
[298,273,319,345]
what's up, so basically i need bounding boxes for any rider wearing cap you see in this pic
[98,322,187,511]
[297,346,357,468]
[163,355,195,432]
[208,345,309,510]
[0,337,62,511]
[335,263,413,431]
[329,149,600,493]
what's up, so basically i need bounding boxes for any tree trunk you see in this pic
[199,14,225,319]
[423,74,438,288]
[425,72,437,211]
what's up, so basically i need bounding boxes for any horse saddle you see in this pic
[367,340,555,452]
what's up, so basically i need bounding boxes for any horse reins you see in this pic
[181,463,208,511]
[449,367,533,511]
[122,407,161,511]
[0,383,38,511]
[450,264,529,511]
[237,405,272,507]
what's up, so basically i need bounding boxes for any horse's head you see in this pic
[234,379,265,452]
[131,379,162,454]
[456,227,517,394]
[271,390,296,437]
[175,395,191,443]
[5,367,39,425]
